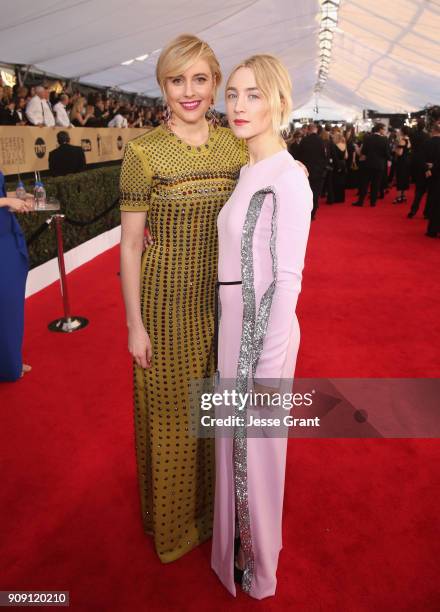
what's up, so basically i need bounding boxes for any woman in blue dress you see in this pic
[0,171,33,381]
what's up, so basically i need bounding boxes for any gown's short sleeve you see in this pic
[119,140,152,212]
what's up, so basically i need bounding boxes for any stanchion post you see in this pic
[47,213,88,333]
[54,215,72,327]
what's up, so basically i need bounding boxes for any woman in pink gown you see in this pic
[211,55,312,599]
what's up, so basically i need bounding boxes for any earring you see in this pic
[163,104,172,129]
[206,104,219,128]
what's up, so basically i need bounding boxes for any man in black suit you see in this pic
[408,119,430,218]
[48,131,86,177]
[425,122,440,238]
[353,123,389,207]
[297,122,327,220]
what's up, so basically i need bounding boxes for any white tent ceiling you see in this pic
[293,94,360,122]
[0,0,438,115]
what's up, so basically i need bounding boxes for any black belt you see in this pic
[214,280,242,373]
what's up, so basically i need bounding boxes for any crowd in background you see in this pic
[286,121,408,208]
[1,80,438,237]
[0,83,164,128]
[286,118,440,237]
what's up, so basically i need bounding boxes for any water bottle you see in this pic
[34,180,46,209]
[15,180,27,200]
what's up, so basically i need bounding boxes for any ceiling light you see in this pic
[314,0,341,96]
[322,16,337,29]
[319,30,333,41]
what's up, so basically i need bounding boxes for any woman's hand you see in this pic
[128,324,153,368]
[143,228,154,251]
[252,380,281,412]
[295,160,309,177]
[7,197,35,213]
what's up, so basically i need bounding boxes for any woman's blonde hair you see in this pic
[226,54,293,134]
[156,34,222,102]
[70,97,84,119]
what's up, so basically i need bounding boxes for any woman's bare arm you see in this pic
[120,210,152,368]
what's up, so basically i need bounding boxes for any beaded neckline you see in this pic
[160,122,216,154]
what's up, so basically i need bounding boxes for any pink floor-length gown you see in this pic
[211,149,312,599]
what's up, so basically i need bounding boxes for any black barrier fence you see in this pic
[62,197,119,228]
[26,219,51,247]
[7,165,121,269]
[26,197,119,247]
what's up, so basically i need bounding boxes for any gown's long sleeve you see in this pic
[254,166,312,382]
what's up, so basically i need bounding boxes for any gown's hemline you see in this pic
[154,528,213,564]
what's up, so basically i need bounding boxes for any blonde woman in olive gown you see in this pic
[119,35,246,562]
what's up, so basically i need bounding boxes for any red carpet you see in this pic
[1,188,440,611]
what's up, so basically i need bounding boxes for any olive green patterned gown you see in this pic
[119,124,246,563]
